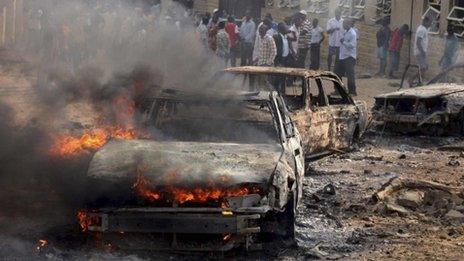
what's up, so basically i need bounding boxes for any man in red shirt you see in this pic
[388,24,409,78]
[225,16,239,67]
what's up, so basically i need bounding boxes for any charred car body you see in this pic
[373,63,464,135]
[222,66,368,158]
[80,90,304,251]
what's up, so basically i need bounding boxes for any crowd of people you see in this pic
[21,1,460,94]
[201,7,462,95]
[199,8,359,95]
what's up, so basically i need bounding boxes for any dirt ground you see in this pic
[0,53,463,260]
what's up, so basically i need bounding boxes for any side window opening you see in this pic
[318,78,351,105]
[309,78,328,108]
[275,76,306,110]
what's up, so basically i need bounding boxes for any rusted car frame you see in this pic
[80,90,305,251]
[223,66,368,158]
[373,63,464,135]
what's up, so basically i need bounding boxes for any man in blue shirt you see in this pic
[239,12,256,66]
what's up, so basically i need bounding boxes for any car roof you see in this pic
[375,83,464,99]
[152,89,274,102]
[224,66,340,79]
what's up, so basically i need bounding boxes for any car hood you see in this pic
[375,84,464,99]
[87,139,283,186]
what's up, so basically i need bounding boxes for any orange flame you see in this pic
[76,210,101,232]
[133,170,161,201]
[49,126,146,158]
[133,168,261,205]
[35,239,48,251]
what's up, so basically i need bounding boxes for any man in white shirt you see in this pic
[410,17,432,85]
[310,18,325,70]
[335,18,358,95]
[326,8,343,71]
[239,12,256,66]
[289,16,302,60]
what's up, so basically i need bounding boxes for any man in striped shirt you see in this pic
[297,10,312,68]
[254,25,277,66]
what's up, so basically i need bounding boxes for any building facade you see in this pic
[193,0,464,76]
[0,0,24,48]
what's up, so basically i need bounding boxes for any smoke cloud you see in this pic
[0,0,243,258]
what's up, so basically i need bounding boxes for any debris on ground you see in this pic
[373,177,463,222]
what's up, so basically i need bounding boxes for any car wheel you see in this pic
[458,110,464,135]
[350,126,360,148]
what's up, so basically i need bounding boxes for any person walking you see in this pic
[326,8,343,71]
[376,18,391,76]
[409,17,432,86]
[309,18,325,70]
[439,25,459,72]
[225,16,239,67]
[387,24,409,78]
[335,19,358,95]
[297,10,312,68]
[254,24,277,66]
[239,12,256,66]
[216,21,230,66]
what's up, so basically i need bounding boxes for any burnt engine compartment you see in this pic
[373,97,445,115]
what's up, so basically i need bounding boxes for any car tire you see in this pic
[349,126,360,148]
[458,110,464,135]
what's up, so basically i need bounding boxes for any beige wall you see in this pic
[193,0,219,14]
[0,0,23,47]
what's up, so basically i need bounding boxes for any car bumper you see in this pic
[85,207,266,234]
[80,207,271,251]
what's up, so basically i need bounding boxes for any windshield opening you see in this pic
[151,99,279,144]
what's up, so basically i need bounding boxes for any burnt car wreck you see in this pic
[79,90,304,251]
[223,66,368,158]
[373,64,464,135]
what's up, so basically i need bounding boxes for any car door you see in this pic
[274,93,305,206]
[294,77,336,155]
[318,77,360,149]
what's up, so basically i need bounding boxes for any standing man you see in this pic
[239,12,256,66]
[410,17,432,86]
[439,25,459,72]
[289,16,302,67]
[335,19,358,96]
[254,25,277,66]
[297,10,312,68]
[310,18,325,70]
[274,23,292,93]
[253,19,276,63]
[376,18,391,76]
[225,16,239,67]
[387,24,409,78]
[326,8,343,71]
[216,21,230,66]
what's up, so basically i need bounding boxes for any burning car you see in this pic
[373,63,464,135]
[222,66,368,158]
[79,90,304,251]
